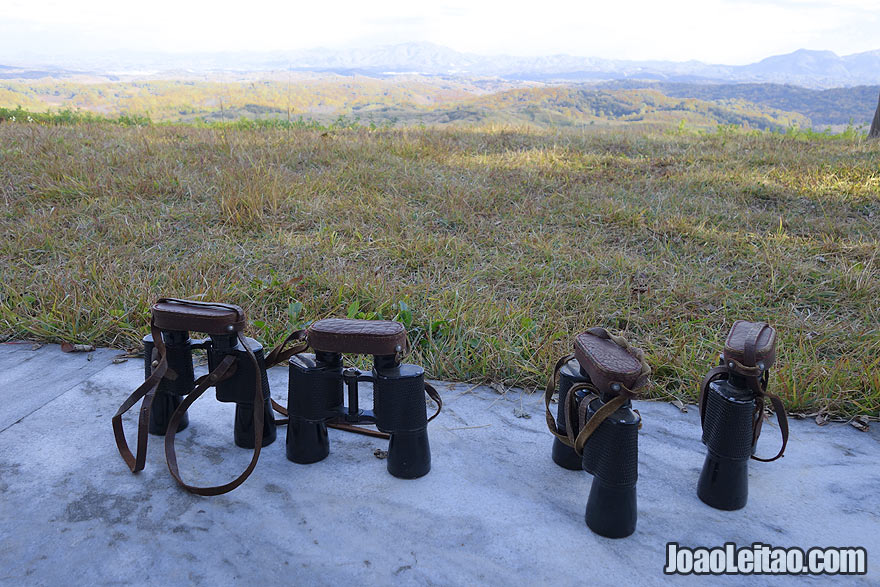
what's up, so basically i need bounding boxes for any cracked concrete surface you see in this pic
[0,342,877,585]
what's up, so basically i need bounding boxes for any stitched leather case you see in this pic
[723,320,776,369]
[308,318,407,356]
[574,331,644,393]
[152,299,245,335]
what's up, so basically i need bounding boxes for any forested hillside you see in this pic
[601,81,880,126]
[0,77,816,130]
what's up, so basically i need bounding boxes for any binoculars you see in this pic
[113,298,441,495]
[545,327,650,539]
[697,320,788,510]
[113,298,282,494]
[286,318,441,479]
[143,331,276,449]
[545,321,788,537]
[116,298,789,526]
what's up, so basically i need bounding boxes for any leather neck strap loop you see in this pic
[112,319,167,473]
[566,381,636,455]
[113,305,267,495]
[544,353,576,444]
[163,332,265,496]
[264,329,309,368]
[424,382,443,423]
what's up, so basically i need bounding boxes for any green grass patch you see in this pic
[0,121,877,417]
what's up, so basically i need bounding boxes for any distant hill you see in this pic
[0,63,80,80]
[0,78,812,131]
[599,81,880,127]
[354,86,805,131]
[6,43,880,88]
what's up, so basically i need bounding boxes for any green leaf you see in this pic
[346,301,360,319]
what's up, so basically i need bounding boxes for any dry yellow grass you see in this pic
[1,121,878,416]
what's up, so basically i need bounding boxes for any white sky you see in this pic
[2,0,879,64]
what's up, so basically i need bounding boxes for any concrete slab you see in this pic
[0,342,118,432]
[0,343,877,585]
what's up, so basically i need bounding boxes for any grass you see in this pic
[0,118,877,417]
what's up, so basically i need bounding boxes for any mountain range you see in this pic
[4,42,880,88]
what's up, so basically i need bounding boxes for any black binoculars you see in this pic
[286,318,441,479]
[113,298,294,495]
[143,331,276,449]
[546,328,650,539]
[698,320,788,510]
[114,300,441,495]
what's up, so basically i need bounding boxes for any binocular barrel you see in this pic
[286,352,431,478]
[286,351,344,464]
[581,394,640,539]
[551,359,589,470]
[697,373,755,510]
[208,335,276,449]
[143,331,276,448]
[143,331,195,435]
[374,358,431,479]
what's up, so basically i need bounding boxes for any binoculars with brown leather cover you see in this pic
[114,298,284,495]
[114,299,441,495]
[546,327,650,539]
[286,318,441,479]
[143,326,276,449]
[698,320,788,510]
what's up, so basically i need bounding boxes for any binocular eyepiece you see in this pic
[697,320,787,510]
[546,328,650,539]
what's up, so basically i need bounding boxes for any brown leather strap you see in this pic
[264,329,309,368]
[544,353,575,443]
[562,382,595,449]
[163,333,265,495]
[751,391,788,462]
[270,398,290,425]
[112,320,167,473]
[326,421,390,439]
[574,394,629,455]
[425,382,442,423]
[269,399,390,438]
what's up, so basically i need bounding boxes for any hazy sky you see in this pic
[2,0,879,65]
